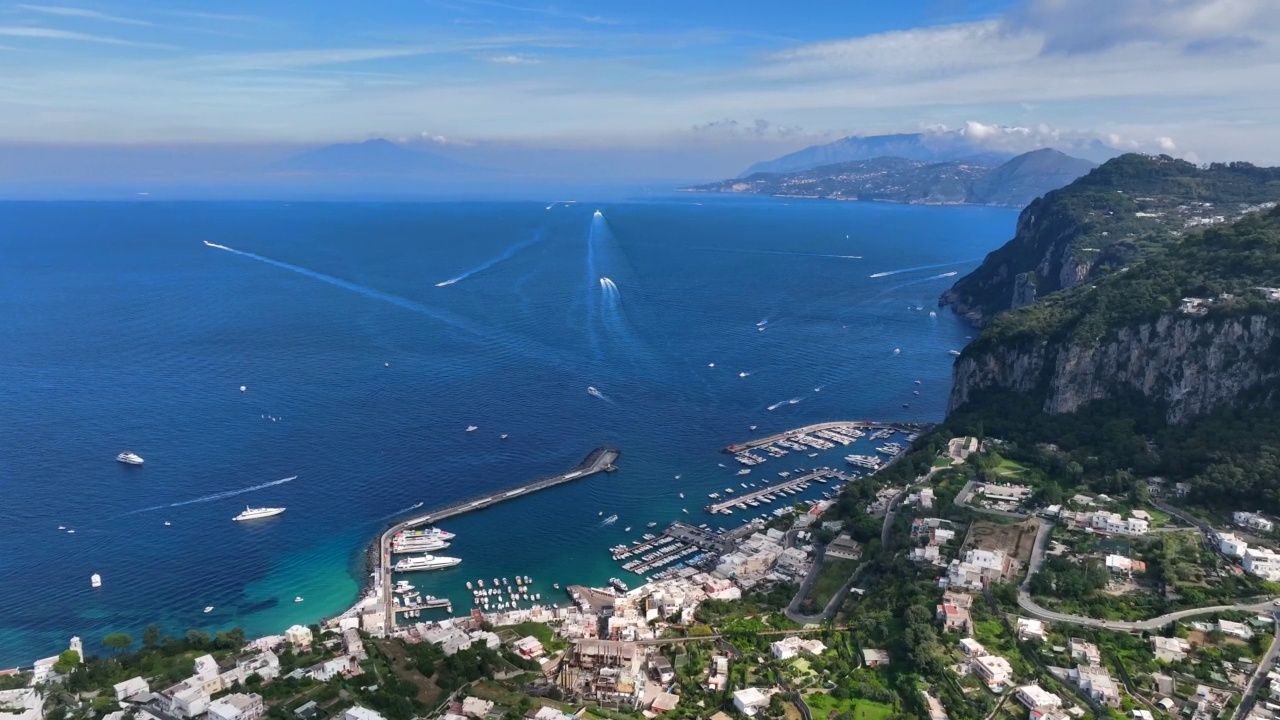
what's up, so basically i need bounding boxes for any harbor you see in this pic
[721,420,932,454]
[704,467,853,514]
[378,447,620,630]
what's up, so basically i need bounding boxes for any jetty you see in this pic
[379,447,620,630]
[721,420,932,454]
[704,467,852,514]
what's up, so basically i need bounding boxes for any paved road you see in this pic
[1232,615,1280,720]
[785,546,867,625]
[1018,517,1278,630]
[880,488,910,546]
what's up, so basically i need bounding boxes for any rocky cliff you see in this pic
[940,155,1280,326]
[949,313,1280,424]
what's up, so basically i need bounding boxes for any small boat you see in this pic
[914,380,921,384]
[647,522,657,528]
[737,469,751,476]
[239,385,246,392]
[808,452,818,457]
[164,521,171,526]
[91,573,101,588]
[466,425,478,432]
[893,348,901,355]
[500,434,508,439]
[116,451,144,465]
[682,508,688,513]
[675,474,681,479]
[385,362,390,367]
[749,425,757,430]
[624,526,631,532]
[67,530,75,534]
[948,350,962,356]
[598,511,603,516]
[204,606,214,613]
[708,363,715,367]
[739,372,749,378]
[57,525,65,530]
[553,583,560,589]
[678,492,684,498]
[294,596,304,603]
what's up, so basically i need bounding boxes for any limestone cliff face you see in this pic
[949,314,1280,423]
[940,197,1087,323]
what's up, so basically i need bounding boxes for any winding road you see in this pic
[1017,517,1279,630]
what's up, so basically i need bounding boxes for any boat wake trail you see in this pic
[124,475,297,515]
[435,228,547,287]
[692,247,861,260]
[202,240,564,363]
[546,200,577,210]
[768,397,803,411]
[587,386,616,404]
[868,259,979,278]
[375,501,426,522]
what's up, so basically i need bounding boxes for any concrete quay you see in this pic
[379,447,620,630]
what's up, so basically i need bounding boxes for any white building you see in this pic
[284,625,313,647]
[1219,532,1249,558]
[959,638,986,657]
[732,688,774,716]
[207,693,264,720]
[1218,619,1254,639]
[159,682,210,718]
[1069,638,1101,667]
[1070,665,1121,707]
[770,636,826,660]
[980,484,1031,503]
[971,655,1014,689]
[1016,618,1047,642]
[0,689,44,720]
[460,697,493,718]
[113,677,149,701]
[1090,512,1149,536]
[341,707,387,720]
[1150,636,1191,662]
[1243,547,1280,581]
[1016,685,1062,710]
[945,549,1009,590]
[1235,512,1275,533]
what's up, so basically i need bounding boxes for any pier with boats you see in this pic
[377,447,620,630]
[721,420,932,454]
[704,467,853,514]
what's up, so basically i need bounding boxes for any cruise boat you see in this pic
[466,425,478,432]
[393,554,462,572]
[392,537,450,553]
[234,506,285,521]
[397,527,456,541]
[116,452,144,465]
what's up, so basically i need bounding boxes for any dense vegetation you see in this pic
[971,204,1280,351]
[943,154,1280,324]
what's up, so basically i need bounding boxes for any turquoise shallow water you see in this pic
[0,196,1015,664]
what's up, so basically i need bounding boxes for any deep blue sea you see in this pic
[0,197,1015,665]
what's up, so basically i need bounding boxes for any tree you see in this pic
[52,650,80,674]
[142,624,162,649]
[103,633,133,654]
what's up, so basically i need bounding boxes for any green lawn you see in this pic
[806,559,858,610]
[804,691,894,720]
[932,456,954,468]
[992,457,1029,477]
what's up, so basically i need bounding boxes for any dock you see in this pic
[704,468,852,514]
[721,420,933,454]
[379,447,620,630]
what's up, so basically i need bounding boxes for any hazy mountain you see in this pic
[270,138,467,175]
[741,130,1121,177]
[686,149,1096,208]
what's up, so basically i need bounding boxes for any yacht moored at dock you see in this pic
[393,554,462,572]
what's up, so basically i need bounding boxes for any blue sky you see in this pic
[0,0,1277,174]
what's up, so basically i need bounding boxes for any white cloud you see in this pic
[0,26,172,48]
[16,4,154,27]
[1009,0,1278,55]
[487,54,540,65]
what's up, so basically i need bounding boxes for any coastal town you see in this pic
[10,428,1280,720]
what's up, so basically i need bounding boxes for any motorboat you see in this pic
[295,596,304,603]
[234,506,286,521]
[204,606,214,613]
[393,554,462,572]
[116,452,144,465]
[466,425,478,432]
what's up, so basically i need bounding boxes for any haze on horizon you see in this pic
[0,0,1277,195]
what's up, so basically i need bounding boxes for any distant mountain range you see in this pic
[740,130,1119,177]
[270,139,467,175]
[685,148,1097,208]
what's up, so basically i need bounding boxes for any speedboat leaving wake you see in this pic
[587,386,603,399]
[767,400,786,411]
[600,514,618,526]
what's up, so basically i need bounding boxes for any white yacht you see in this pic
[294,596,304,603]
[397,527,456,541]
[391,536,450,553]
[466,425,478,432]
[91,573,101,588]
[393,554,462,572]
[204,606,214,613]
[233,506,286,521]
[116,452,144,465]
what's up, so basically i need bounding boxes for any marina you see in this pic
[704,467,853,514]
[722,420,932,454]
[378,447,620,629]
